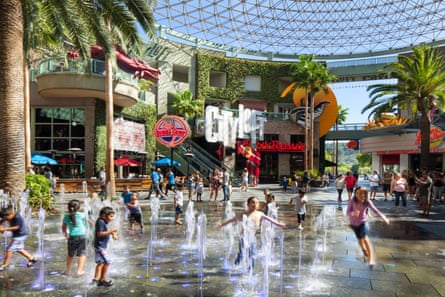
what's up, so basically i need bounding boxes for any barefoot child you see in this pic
[93,206,118,287]
[174,184,184,225]
[289,189,308,230]
[217,196,285,267]
[127,192,144,234]
[347,187,390,269]
[62,199,88,276]
[0,207,37,271]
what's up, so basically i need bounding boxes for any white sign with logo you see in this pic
[204,104,265,147]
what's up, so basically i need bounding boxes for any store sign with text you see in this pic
[238,140,304,153]
[205,105,266,146]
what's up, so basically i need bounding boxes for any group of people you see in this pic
[334,167,441,217]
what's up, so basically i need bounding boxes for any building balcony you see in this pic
[35,58,144,107]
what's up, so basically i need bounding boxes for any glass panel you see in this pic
[35,108,52,123]
[70,139,85,150]
[71,124,85,137]
[72,108,85,125]
[54,125,69,137]
[53,108,71,123]
[53,139,69,150]
[35,139,51,151]
[35,125,51,137]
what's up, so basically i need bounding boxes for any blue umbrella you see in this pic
[151,157,181,167]
[31,153,57,165]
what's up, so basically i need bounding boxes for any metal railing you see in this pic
[35,57,148,101]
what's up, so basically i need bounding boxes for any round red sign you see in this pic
[153,115,191,148]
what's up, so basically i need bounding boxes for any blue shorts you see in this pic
[7,236,27,252]
[95,247,111,264]
[350,222,369,239]
[175,206,183,215]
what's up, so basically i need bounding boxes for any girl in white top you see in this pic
[240,168,249,192]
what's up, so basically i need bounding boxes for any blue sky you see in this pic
[330,79,396,124]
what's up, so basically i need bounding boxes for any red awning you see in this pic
[114,156,141,167]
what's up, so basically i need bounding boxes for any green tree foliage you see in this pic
[170,90,204,119]
[25,174,55,211]
[364,45,445,169]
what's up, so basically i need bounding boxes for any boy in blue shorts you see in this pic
[0,207,37,271]
[93,206,118,287]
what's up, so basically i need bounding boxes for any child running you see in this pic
[289,189,308,230]
[0,207,37,271]
[62,199,88,276]
[347,187,390,269]
[93,206,118,287]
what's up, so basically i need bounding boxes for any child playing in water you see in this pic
[0,207,37,271]
[93,206,118,287]
[347,187,390,269]
[195,177,204,202]
[264,193,277,219]
[174,184,185,225]
[289,189,308,230]
[127,192,144,234]
[217,196,285,267]
[62,199,88,276]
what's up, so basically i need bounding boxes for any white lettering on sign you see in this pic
[205,104,265,147]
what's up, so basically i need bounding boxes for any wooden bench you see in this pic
[55,178,152,193]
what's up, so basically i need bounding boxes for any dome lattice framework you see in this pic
[151,0,445,59]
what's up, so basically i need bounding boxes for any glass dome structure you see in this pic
[151,0,445,59]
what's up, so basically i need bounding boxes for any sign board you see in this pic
[153,115,191,148]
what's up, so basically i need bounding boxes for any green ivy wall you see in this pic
[196,54,294,108]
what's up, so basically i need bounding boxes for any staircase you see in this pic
[156,140,231,183]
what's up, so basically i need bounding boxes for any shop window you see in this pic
[33,107,85,152]
[244,75,261,92]
[209,71,226,88]
[172,64,189,83]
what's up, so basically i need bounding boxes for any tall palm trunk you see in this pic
[304,90,309,170]
[419,113,431,169]
[0,1,26,193]
[105,56,116,198]
[24,64,31,169]
[310,90,315,171]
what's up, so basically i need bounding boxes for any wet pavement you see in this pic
[0,184,444,297]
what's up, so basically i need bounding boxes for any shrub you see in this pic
[25,174,55,211]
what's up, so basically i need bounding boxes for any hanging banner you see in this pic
[113,118,146,153]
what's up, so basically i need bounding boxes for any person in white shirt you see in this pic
[369,170,380,201]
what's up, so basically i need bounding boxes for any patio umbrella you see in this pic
[151,157,181,167]
[114,156,141,167]
[31,153,57,165]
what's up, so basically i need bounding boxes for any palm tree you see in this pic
[1,0,156,194]
[363,45,445,169]
[284,55,336,171]
[0,1,26,193]
[334,105,349,175]
[170,90,204,119]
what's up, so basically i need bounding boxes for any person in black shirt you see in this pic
[0,207,37,271]
[92,207,118,287]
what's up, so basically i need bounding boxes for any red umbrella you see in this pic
[114,156,141,167]
[58,157,80,164]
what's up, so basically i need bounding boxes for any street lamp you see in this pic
[184,152,194,176]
